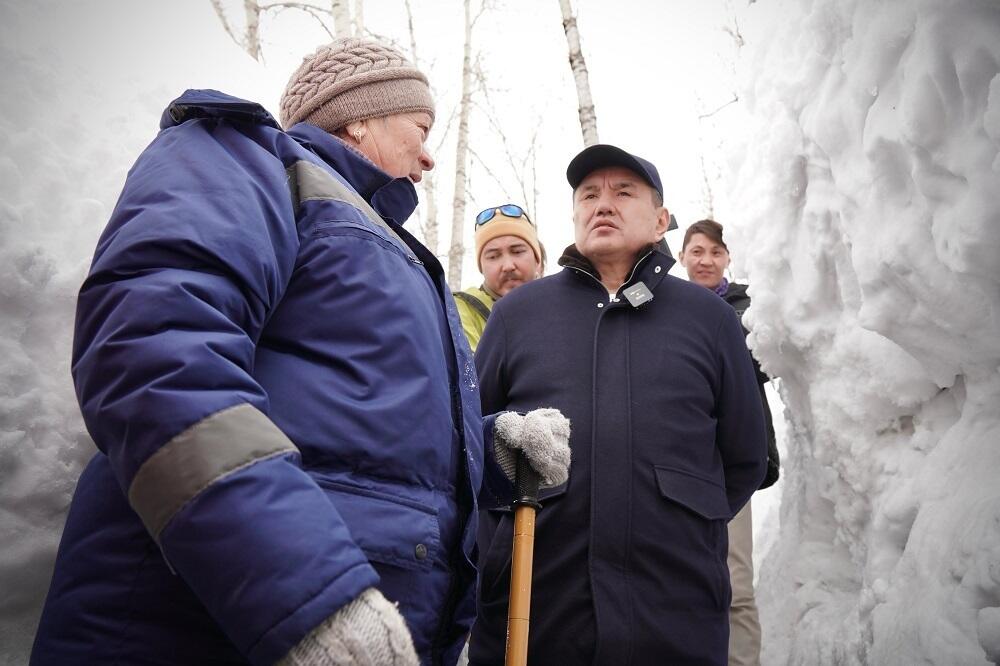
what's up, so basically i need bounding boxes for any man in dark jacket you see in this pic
[679,218,780,666]
[468,144,768,665]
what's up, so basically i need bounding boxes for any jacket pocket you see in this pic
[652,465,730,520]
[652,465,731,610]
[317,479,440,572]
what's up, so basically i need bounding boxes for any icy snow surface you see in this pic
[0,2,274,662]
[723,0,1000,663]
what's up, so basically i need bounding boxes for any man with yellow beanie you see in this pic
[455,204,543,351]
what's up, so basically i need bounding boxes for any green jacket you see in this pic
[454,286,495,352]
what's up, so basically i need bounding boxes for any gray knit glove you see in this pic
[493,408,571,488]
[276,588,418,666]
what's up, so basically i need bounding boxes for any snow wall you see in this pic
[724,0,1000,663]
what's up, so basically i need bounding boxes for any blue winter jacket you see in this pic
[32,90,505,666]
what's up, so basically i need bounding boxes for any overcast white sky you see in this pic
[2,0,752,283]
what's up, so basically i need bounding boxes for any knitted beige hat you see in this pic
[280,37,434,132]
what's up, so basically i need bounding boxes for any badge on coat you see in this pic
[623,281,654,308]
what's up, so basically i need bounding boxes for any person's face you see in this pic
[480,235,541,297]
[679,233,730,289]
[572,166,669,264]
[364,112,435,182]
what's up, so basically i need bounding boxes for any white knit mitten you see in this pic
[493,408,571,488]
[276,588,418,666]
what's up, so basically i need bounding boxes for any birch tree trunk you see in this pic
[403,0,439,257]
[353,0,364,37]
[558,0,599,146]
[331,0,352,38]
[243,0,261,60]
[447,0,474,290]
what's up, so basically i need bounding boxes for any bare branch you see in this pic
[260,1,327,12]
[403,0,419,62]
[470,0,489,29]
[209,0,243,49]
[359,29,405,50]
[469,91,535,211]
[699,151,715,219]
[525,122,541,221]
[468,146,515,202]
[722,5,745,49]
[261,2,336,40]
[432,106,460,153]
[697,94,739,119]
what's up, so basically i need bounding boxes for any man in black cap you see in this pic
[468,145,767,665]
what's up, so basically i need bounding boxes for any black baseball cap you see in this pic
[566,144,664,201]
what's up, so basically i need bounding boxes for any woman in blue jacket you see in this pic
[31,38,568,666]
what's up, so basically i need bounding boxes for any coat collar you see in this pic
[287,123,419,226]
[158,91,420,226]
[558,243,675,293]
[160,89,281,130]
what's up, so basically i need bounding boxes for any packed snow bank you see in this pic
[723,0,1000,663]
[0,2,272,662]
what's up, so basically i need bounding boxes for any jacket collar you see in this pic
[160,89,280,130]
[558,243,676,289]
[159,90,420,225]
[479,283,501,302]
[287,123,419,226]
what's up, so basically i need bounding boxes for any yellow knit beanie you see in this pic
[474,211,541,271]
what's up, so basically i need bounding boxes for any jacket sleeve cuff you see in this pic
[479,413,514,507]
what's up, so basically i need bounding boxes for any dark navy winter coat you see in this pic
[469,246,767,665]
[31,90,500,666]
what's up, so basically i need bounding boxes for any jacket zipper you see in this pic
[568,249,653,297]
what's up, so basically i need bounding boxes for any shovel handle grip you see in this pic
[512,453,541,510]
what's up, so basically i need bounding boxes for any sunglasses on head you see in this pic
[475,204,534,227]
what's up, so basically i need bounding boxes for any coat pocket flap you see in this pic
[487,475,569,514]
[318,480,440,572]
[653,466,730,520]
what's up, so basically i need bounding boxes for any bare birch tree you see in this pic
[558,0,599,146]
[447,0,476,290]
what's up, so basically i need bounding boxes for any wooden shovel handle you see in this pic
[506,454,540,666]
